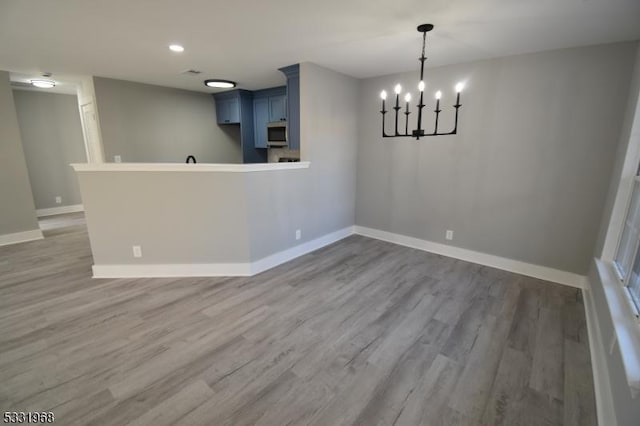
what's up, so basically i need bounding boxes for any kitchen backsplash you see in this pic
[268,148,300,163]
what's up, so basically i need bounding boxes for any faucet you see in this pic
[186,155,196,164]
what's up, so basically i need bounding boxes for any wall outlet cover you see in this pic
[446,230,454,240]
[55,196,62,204]
[114,155,122,163]
[295,229,301,240]
[132,245,142,258]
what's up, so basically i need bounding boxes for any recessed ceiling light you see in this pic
[204,79,237,89]
[169,44,185,52]
[31,79,56,89]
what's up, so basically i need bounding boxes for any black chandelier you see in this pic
[380,24,464,139]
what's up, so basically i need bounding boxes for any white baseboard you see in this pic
[0,229,44,247]
[91,224,586,289]
[354,225,587,288]
[251,226,354,275]
[37,204,84,217]
[92,226,355,279]
[93,262,252,278]
[583,286,617,426]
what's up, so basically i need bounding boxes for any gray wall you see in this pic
[0,71,39,235]
[12,90,87,210]
[246,63,359,260]
[355,42,637,275]
[76,63,359,267]
[78,171,251,264]
[589,44,640,426]
[93,77,241,164]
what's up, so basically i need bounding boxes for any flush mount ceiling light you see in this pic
[379,24,465,139]
[30,79,56,89]
[169,44,185,52]
[204,79,236,89]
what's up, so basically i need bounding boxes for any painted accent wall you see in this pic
[93,77,242,164]
[12,90,87,210]
[0,71,39,236]
[355,42,637,275]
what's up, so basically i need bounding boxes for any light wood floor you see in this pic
[0,216,597,425]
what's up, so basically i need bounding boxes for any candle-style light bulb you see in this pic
[418,81,425,92]
[394,84,402,94]
[380,90,387,100]
[404,93,411,103]
[435,90,442,100]
[455,82,464,93]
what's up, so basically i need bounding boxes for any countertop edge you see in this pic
[71,162,310,172]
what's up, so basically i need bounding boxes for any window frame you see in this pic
[613,174,640,321]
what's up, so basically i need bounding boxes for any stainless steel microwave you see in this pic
[267,122,287,147]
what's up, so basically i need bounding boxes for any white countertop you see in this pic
[71,162,310,172]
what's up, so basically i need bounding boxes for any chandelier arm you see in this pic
[394,93,401,136]
[381,111,388,137]
[446,102,461,135]
[439,94,462,135]
[451,93,462,134]
[433,99,441,135]
[405,111,410,136]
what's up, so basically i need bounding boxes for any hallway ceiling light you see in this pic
[169,44,185,52]
[30,79,56,89]
[379,24,464,139]
[204,79,236,89]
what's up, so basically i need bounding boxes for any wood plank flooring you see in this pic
[0,216,597,425]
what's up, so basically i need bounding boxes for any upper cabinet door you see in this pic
[216,98,240,124]
[253,97,269,148]
[268,95,287,122]
[227,98,240,123]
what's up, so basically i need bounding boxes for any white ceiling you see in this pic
[1,0,639,93]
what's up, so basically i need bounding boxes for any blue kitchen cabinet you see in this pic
[253,97,269,148]
[213,90,267,163]
[252,86,286,149]
[215,97,240,124]
[268,95,287,122]
[279,65,300,150]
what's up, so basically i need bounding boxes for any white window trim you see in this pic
[597,75,640,397]
[601,98,640,262]
[596,260,640,397]
[612,176,640,320]
[612,259,640,322]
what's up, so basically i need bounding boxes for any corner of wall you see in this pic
[0,70,40,237]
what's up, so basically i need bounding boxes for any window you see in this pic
[614,173,640,316]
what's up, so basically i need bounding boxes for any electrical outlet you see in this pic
[295,229,301,240]
[55,196,62,204]
[445,230,454,241]
[132,245,142,258]
[114,155,122,163]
